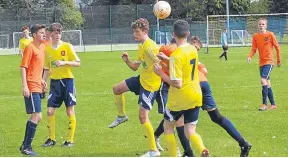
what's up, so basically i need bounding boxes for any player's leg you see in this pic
[43,79,63,147]
[62,79,77,147]
[109,76,140,128]
[163,109,181,157]
[175,116,194,157]
[183,107,209,157]
[224,47,228,61]
[40,69,46,99]
[21,93,42,156]
[139,87,160,157]
[219,46,226,60]
[266,71,277,109]
[259,65,273,111]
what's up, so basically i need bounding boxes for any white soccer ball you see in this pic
[153,1,171,20]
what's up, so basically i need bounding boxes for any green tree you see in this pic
[269,0,288,13]
[248,0,270,14]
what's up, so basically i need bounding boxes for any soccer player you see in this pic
[190,36,252,157]
[108,18,161,157]
[153,20,209,157]
[247,18,281,111]
[42,23,80,147]
[219,28,228,61]
[19,24,46,156]
[19,26,33,57]
[154,39,194,157]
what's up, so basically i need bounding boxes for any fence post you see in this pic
[136,4,139,19]
[109,5,112,52]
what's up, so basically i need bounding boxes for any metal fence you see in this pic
[0,4,207,52]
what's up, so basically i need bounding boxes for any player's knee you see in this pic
[113,84,122,95]
[30,112,42,123]
[208,109,224,124]
[47,108,56,116]
[261,78,268,85]
[184,124,196,139]
[139,113,147,124]
[66,106,75,116]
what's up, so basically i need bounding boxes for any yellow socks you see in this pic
[67,114,76,142]
[164,133,177,156]
[142,122,157,151]
[190,133,206,154]
[114,94,126,116]
[47,115,56,140]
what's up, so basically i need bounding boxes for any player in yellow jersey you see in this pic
[108,18,161,157]
[153,20,209,157]
[42,23,80,147]
[19,26,33,57]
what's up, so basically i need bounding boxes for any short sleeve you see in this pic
[67,44,80,61]
[169,55,182,80]
[20,45,33,68]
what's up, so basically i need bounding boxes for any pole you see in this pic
[109,5,112,51]
[226,0,230,38]
[156,0,159,43]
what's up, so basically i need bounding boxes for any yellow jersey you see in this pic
[167,44,202,111]
[19,37,33,50]
[136,38,161,92]
[44,41,80,79]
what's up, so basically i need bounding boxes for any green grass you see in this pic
[0,46,287,157]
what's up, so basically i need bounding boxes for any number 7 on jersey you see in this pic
[190,59,196,80]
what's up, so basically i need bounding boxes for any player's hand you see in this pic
[157,52,169,61]
[22,85,30,98]
[55,60,66,67]
[277,63,281,67]
[153,63,163,76]
[41,80,47,92]
[247,57,251,64]
[122,52,129,62]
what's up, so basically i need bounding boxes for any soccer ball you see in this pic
[153,1,171,20]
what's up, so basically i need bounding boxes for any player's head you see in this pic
[49,23,63,42]
[21,26,30,38]
[190,36,202,51]
[223,28,227,33]
[173,20,190,41]
[30,24,46,42]
[131,18,149,42]
[258,18,267,32]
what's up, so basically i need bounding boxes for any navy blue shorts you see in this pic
[260,64,273,80]
[200,81,217,110]
[24,93,42,114]
[48,78,76,108]
[155,82,169,114]
[125,75,157,110]
[164,107,200,124]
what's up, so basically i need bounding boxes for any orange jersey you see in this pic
[249,31,281,66]
[198,62,208,82]
[20,42,45,93]
[159,44,177,75]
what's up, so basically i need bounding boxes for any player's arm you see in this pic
[19,40,24,57]
[271,33,281,66]
[43,53,50,82]
[122,52,141,71]
[247,35,257,64]
[154,56,182,89]
[20,46,32,97]
[55,44,80,67]
[198,62,208,76]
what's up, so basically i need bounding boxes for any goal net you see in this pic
[0,34,9,49]
[206,13,288,52]
[13,30,84,54]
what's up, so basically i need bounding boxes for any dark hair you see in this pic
[173,20,190,38]
[21,26,29,32]
[48,23,63,32]
[170,38,176,44]
[131,18,149,31]
[30,24,46,35]
[190,36,202,47]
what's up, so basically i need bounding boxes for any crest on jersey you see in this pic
[264,37,268,41]
[61,51,66,56]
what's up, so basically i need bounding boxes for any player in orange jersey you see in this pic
[19,24,46,156]
[247,18,281,111]
[191,36,251,157]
